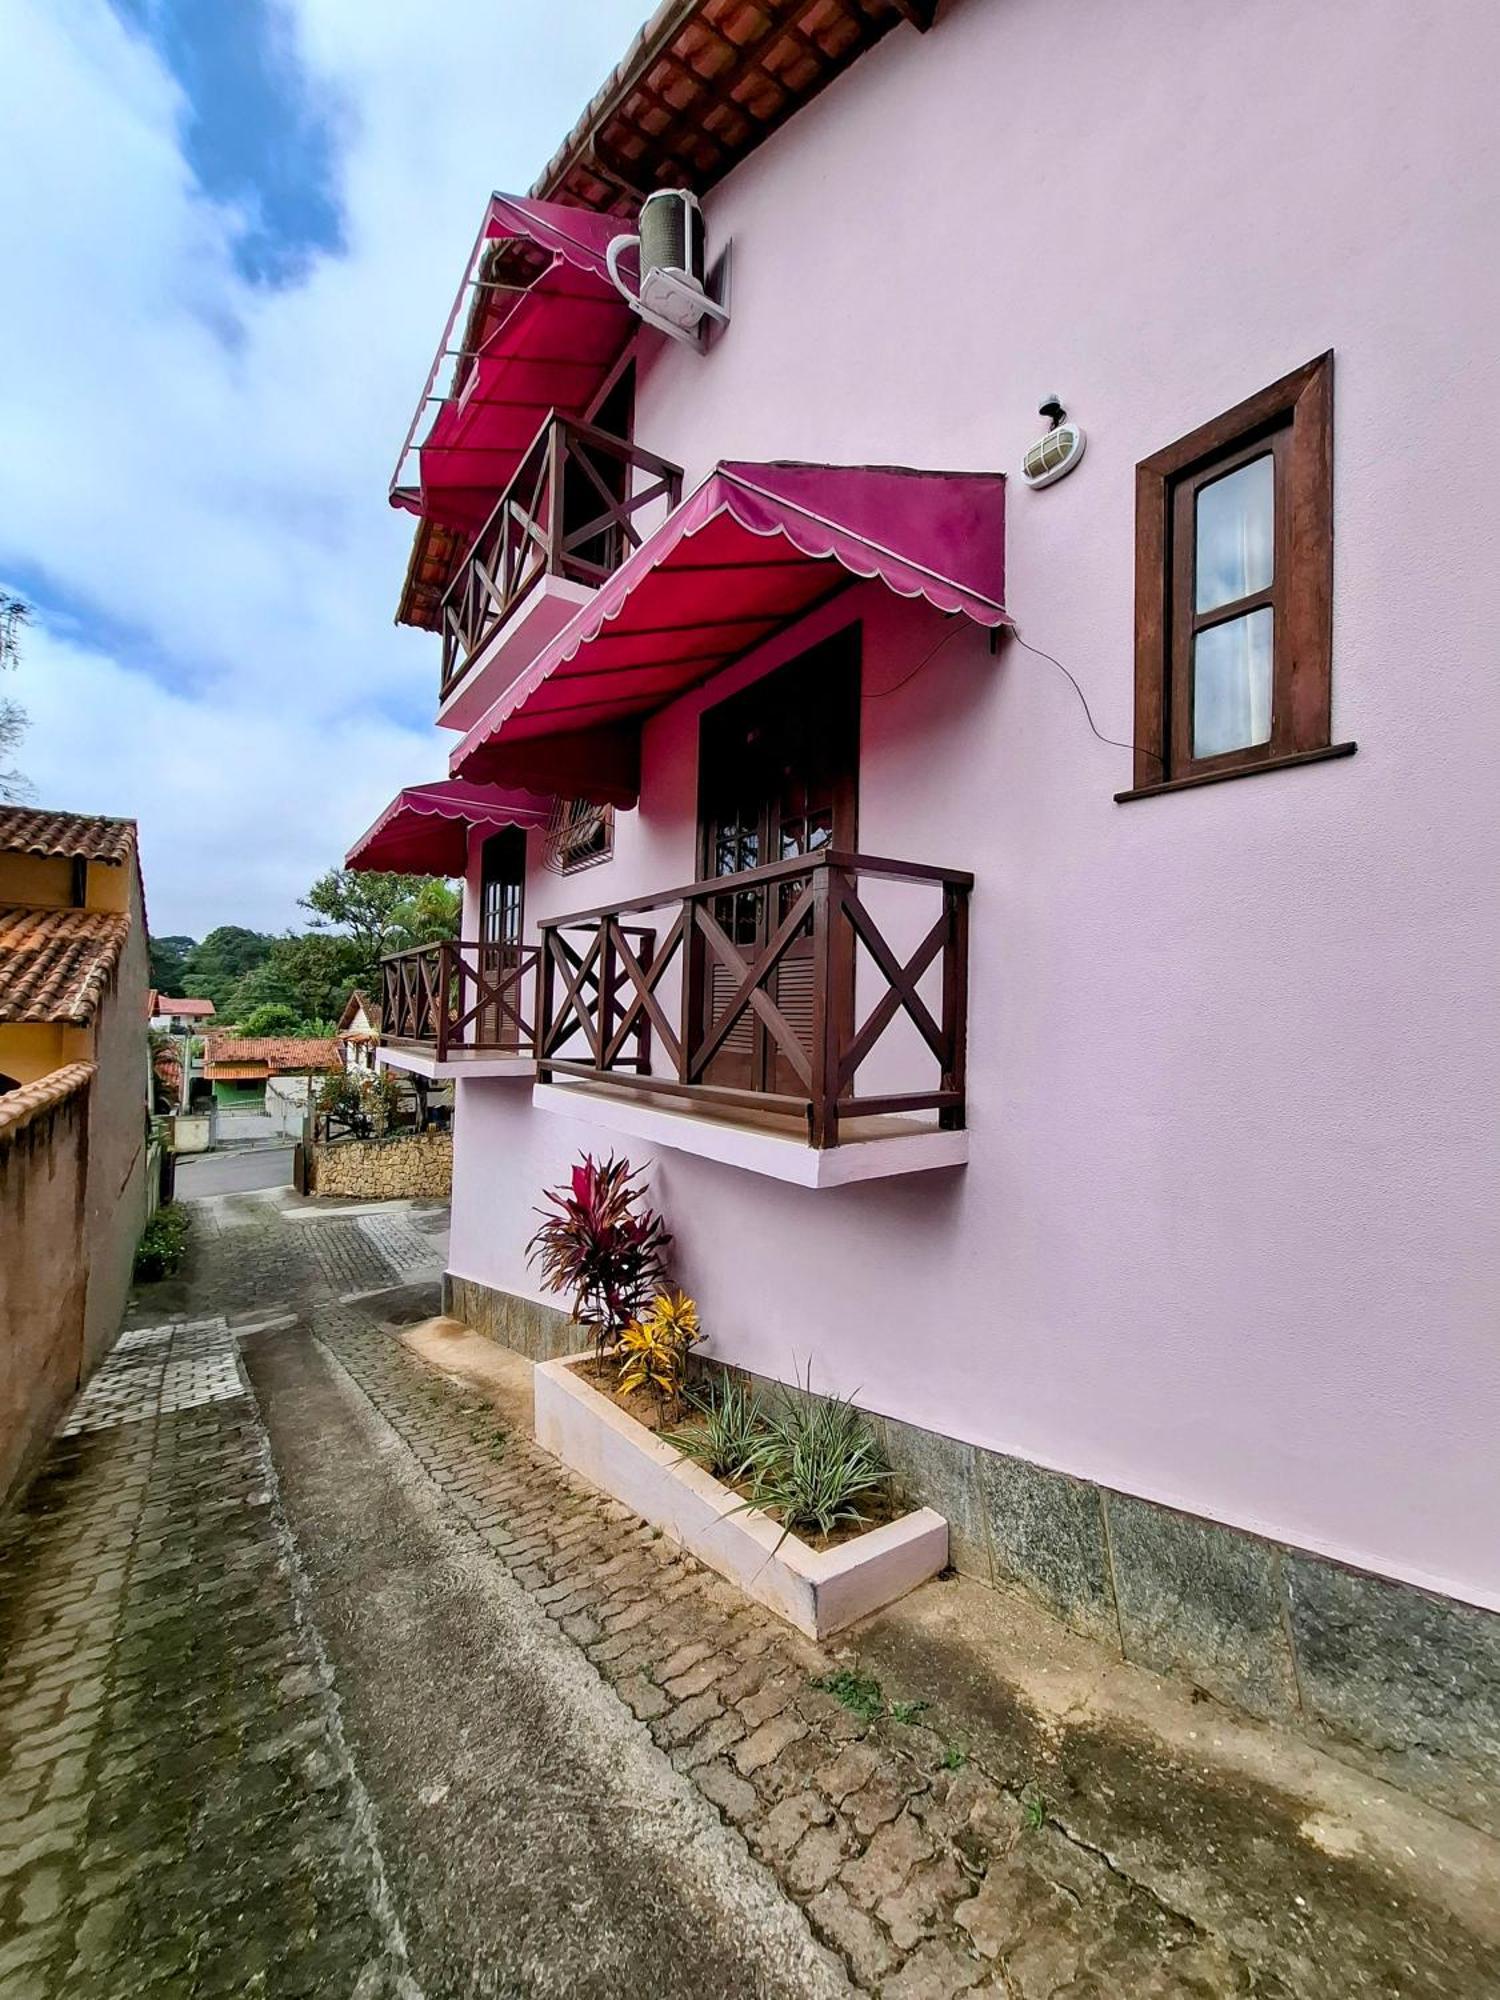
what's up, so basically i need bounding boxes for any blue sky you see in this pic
[0,0,646,934]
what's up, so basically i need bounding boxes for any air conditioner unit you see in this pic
[606,189,731,347]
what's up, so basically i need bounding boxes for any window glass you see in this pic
[1195,454,1274,612]
[1193,607,1273,757]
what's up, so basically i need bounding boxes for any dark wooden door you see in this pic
[696,629,859,1096]
[478,828,525,1048]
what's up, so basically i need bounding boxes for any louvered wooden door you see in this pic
[478,828,525,1049]
[696,630,859,1097]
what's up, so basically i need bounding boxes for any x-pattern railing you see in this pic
[380,941,541,1062]
[439,413,684,701]
[539,851,971,1147]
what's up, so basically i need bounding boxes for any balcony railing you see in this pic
[439,414,684,702]
[380,940,541,1063]
[537,851,971,1148]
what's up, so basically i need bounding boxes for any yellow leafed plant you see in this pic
[618,1290,703,1407]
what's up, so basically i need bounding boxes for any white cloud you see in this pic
[0,0,645,935]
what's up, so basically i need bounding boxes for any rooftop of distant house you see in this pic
[0,906,130,1026]
[201,1035,341,1078]
[0,806,137,866]
[148,992,216,1019]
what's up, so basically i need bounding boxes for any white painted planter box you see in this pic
[533,1356,948,1639]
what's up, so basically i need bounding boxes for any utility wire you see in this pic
[870,617,1165,773]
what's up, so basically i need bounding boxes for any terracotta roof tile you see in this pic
[0,906,130,1025]
[203,1036,341,1072]
[0,1061,96,1143]
[0,807,137,865]
[154,995,215,1016]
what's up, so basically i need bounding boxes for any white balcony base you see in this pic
[531,1079,969,1186]
[379,1042,534,1082]
[534,1354,948,1638]
[437,575,597,733]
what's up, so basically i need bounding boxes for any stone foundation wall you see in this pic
[452,1271,1500,1841]
[308,1132,452,1201]
[443,1273,584,1363]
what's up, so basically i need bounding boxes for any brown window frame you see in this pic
[1119,351,1354,801]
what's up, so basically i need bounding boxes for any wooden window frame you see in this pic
[1119,352,1354,801]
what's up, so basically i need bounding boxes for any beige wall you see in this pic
[0,1022,93,1086]
[0,1069,91,1499]
[81,865,150,1371]
[0,853,130,912]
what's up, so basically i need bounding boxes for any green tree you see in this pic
[148,934,197,992]
[238,1003,302,1038]
[226,932,362,1028]
[182,926,277,1009]
[299,869,459,988]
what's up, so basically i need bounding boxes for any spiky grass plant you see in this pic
[663,1369,767,1483]
[745,1376,892,1541]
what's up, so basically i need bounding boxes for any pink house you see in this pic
[349,0,1500,1826]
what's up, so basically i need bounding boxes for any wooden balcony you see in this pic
[378,940,540,1078]
[536,851,971,1175]
[439,415,684,706]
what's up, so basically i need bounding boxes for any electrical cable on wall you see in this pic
[869,617,1164,773]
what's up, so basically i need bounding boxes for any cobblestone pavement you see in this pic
[1,1190,1495,1998]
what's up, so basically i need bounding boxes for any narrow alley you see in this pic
[0,1194,1496,1998]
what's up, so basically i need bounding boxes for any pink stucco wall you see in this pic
[449,0,1500,1611]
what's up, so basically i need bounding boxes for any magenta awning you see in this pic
[390,195,634,535]
[345,781,551,876]
[452,462,1007,795]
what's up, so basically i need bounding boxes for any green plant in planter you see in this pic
[618,1290,703,1410]
[745,1376,892,1540]
[134,1205,189,1282]
[663,1369,766,1483]
[527,1154,672,1362]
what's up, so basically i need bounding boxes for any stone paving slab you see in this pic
[3,1192,1496,2000]
[0,1316,412,1999]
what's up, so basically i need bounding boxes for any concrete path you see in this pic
[1,1189,1497,1997]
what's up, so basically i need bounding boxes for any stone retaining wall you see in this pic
[453,1270,1500,1841]
[308,1132,452,1200]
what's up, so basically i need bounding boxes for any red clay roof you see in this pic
[0,906,130,1025]
[154,994,215,1017]
[0,807,137,865]
[0,1061,96,1144]
[203,1036,341,1073]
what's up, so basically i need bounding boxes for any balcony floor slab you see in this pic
[380,1043,534,1082]
[531,1079,969,1186]
[437,575,596,734]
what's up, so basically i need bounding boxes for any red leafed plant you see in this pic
[526,1154,672,1361]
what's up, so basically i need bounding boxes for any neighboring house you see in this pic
[148,993,215,1031]
[0,807,151,1496]
[346,6,1499,1807]
[336,990,381,1073]
[201,1035,340,1108]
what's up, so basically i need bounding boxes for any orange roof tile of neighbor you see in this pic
[0,907,130,1025]
[153,995,215,1017]
[0,807,137,865]
[202,1037,341,1073]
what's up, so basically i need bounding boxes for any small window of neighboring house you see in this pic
[558,798,614,873]
[1121,352,1352,799]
